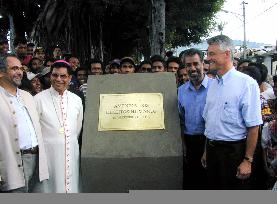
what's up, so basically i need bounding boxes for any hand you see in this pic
[201,151,207,169]
[236,160,252,180]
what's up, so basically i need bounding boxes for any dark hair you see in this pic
[44,57,55,66]
[241,66,262,86]
[237,59,251,68]
[248,62,268,83]
[13,37,27,47]
[27,42,35,47]
[139,60,151,68]
[273,75,277,84]
[150,55,165,65]
[19,72,33,94]
[181,48,204,63]
[51,61,73,75]
[75,66,88,74]
[28,57,42,73]
[90,59,103,67]
[166,56,182,68]
[206,69,217,77]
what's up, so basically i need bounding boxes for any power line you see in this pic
[252,2,277,20]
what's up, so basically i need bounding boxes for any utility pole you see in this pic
[242,1,248,59]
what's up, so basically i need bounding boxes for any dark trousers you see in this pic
[183,134,207,189]
[206,138,251,190]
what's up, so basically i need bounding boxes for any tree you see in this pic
[150,0,166,56]
[0,0,224,62]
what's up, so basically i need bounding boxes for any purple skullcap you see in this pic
[53,60,71,67]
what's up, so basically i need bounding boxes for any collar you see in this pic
[216,67,236,85]
[188,74,209,90]
[50,86,68,97]
[0,85,20,98]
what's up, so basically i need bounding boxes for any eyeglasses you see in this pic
[51,73,69,79]
[9,66,25,72]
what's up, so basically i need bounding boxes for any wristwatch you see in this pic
[244,156,253,163]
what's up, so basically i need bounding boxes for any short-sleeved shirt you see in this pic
[203,67,263,141]
[178,75,212,135]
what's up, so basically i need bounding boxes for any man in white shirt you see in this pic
[0,55,49,192]
[35,60,83,193]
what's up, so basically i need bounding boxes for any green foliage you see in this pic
[165,0,225,48]
[2,0,225,60]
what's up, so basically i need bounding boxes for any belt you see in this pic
[207,138,246,147]
[20,146,39,154]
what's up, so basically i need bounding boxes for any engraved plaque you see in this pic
[98,93,165,131]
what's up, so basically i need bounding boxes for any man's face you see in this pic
[184,54,204,84]
[31,59,43,72]
[50,67,72,94]
[139,63,152,73]
[207,44,229,71]
[0,42,9,54]
[3,56,24,87]
[27,46,34,55]
[151,61,165,73]
[90,63,103,75]
[77,70,88,85]
[167,62,179,73]
[53,48,62,58]
[15,43,27,58]
[35,52,46,62]
[110,64,120,74]
[120,62,135,74]
[237,62,249,72]
[69,57,80,71]
[178,68,189,84]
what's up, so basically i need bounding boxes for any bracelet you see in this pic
[244,156,253,163]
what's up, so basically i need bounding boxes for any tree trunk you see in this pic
[150,0,165,56]
[8,14,15,52]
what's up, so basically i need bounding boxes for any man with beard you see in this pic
[177,48,212,189]
[0,55,49,192]
[202,35,262,189]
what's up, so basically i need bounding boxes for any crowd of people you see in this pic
[0,33,276,192]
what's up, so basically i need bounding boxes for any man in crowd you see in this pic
[14,37,32,66]
[202,35,262,189]
[35,60,83,193]
[90,59,103,75]
[0,55,49,192]
[109,59,120,74]
[177,67,189,87]
[76,66,88,97]
[34,47,46,64]
[120,57,136,74]
[178,48,211,189]
[0,34,9,58]
[166,56,182,73]
[27,43,35,56]
[69,56,80,72]
[137,60,152,73]
[52,46,63,60]
[150,55,166,73]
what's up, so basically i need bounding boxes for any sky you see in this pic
[209,0,277,45]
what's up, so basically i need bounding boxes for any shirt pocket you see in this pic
[221,102,238,124]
